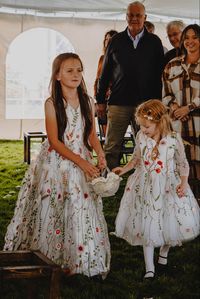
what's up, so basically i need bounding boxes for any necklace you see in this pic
[63,96,79,110]
[186,53,199,64]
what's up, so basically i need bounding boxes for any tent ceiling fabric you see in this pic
[0,0,199,21]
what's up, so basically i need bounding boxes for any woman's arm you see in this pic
[162,65,176,107]
[45,99,100,178]
[94,55,104,97]
[162,66,182,121]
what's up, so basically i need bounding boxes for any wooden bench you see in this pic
[0,250,60,299]
[24,132,47,164]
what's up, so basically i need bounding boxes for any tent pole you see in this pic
[19,14,24,139]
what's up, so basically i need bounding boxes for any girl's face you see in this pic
[57,58,83,89]
[138,117,159,139]
[184,28,200,55]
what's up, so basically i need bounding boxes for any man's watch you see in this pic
[188,103,196,112]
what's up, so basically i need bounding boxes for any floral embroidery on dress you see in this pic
[114,130,200,247]
[4,104,110,278]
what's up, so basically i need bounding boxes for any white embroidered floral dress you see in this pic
[114,131,200,247]
[4,104,110,278]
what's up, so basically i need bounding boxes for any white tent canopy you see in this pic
[0,0,199,22]
[0,1,199,139]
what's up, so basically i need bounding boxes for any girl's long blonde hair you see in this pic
[136,99,173,137]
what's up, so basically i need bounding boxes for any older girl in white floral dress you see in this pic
[4,53,110,279]
[112,99,199,280]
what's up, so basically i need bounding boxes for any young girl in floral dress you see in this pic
[112,99,199,279]
[4,53,110,279]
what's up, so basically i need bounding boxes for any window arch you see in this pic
[6,28,75,119]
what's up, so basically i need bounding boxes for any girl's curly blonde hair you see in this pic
[135,99,173,136]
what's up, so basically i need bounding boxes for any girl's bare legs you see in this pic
[143,245,155,278]
[158,245,170,265]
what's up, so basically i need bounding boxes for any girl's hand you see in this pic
[97,155,107,171]
[176,182,188,198]
[79,158,100,179]
[112,167,124,176]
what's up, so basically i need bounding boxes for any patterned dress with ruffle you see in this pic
[4,104,110,278]
[114,131,200,247]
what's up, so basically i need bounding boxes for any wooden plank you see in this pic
[0,250,33,265]
[50,267,61,299]
[2,265,52,279]
[32,251,59,267]
[0,250,61,298]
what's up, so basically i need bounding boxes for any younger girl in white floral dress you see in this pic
[112,99,199,279]
[4,53,110,279]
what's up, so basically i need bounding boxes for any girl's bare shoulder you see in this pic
[45,98,56,117]
[45,97,54,106]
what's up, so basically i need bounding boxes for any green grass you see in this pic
[0,140,200,299]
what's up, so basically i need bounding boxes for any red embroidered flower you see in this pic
[78,245,84,252]
[58,193,61,200]
[157,160,163,166]
[84,193,89,199]
[47,188,51,194]
[55,229,61,235]
[96,227,99,232]
[155,168,161,173]
[126,187,130,191]
[144,161,150,165]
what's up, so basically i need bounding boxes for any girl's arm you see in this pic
[174,133,190,197]
[112,132,141,176]
[45,99,100,178]
[88,98,106,171]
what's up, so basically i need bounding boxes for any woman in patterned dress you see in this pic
[4,53,110,279]
[112,99,199,280]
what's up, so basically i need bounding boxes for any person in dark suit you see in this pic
[164,20,185,66]
[96,1,164,170]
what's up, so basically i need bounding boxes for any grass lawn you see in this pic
[0,139,199,299]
